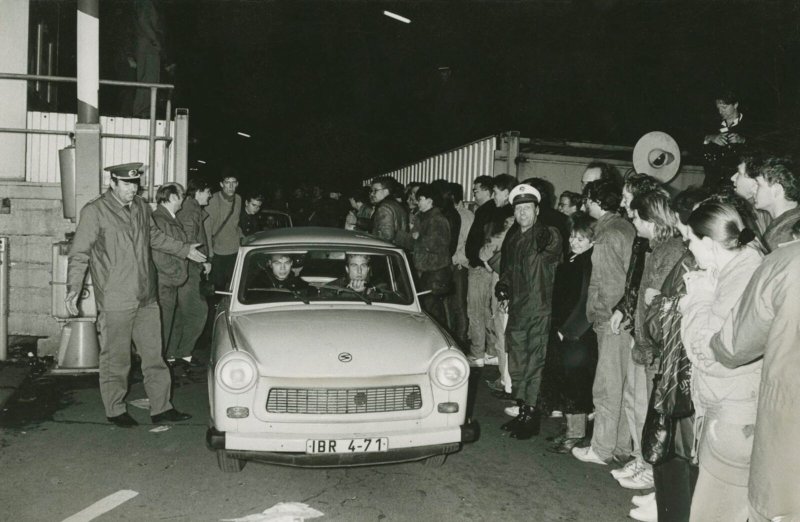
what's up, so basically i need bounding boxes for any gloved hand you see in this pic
[495,282,511,301]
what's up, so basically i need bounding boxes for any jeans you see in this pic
[467,268,496,358]
[589,324,633,461]
[654,457,698,522]
[444,265,469,346]
[623,342,654,461]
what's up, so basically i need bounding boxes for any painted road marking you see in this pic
[62,490,139,522]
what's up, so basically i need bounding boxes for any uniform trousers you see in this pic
[506,313,551,407]
[160,264,208,360]
[97,303,172,417]
[590,324,633,461]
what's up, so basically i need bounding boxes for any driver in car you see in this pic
[330,254,386,298]
[255,253,310,291]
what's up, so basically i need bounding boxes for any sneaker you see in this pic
[587,411,595,421]
[629,498,658,522]
[631,492,655,508]
[484,354,499,366]
[550,410,563,418]
[467,356,485,367]
[611,458,641,480]
[504,405,520,417]
[571,445,609,465]
[618,466,654,490]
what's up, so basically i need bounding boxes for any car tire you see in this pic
[217,450,246,472]
[422,454,447,467]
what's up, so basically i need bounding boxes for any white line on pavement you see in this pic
[62,490,139,522]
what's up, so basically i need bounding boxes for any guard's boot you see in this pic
[510,405,541,440]
[500,399,525,431]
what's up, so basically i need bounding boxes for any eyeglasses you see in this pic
[370,187,386,194]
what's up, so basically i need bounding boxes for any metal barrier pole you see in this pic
[163,98,172,183]
[0,238,8,361]
[148,86,158,201]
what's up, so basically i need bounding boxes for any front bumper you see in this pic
[206,421,480,468]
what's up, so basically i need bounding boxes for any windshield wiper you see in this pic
[248,287,310,304]
[316,283,373,305]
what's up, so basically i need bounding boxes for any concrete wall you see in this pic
[0,182,74,354]
[0,0,30,179]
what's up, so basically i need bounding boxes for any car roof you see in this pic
[242,226,398,249]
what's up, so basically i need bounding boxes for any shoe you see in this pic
[504,405,520,417]
[467,356,485,367]
[629,499,658,522]
[611,458,642,480]
[509,406,541,440]
[491,390,515,400]
[631,492,655,508]
[550,410,563,418]
[107,412,138,428]
[618,466,654,490]
[547,437,583,454]
[486,378,504,392]
[151,408,192,424]
[571,445,609,465]
[484,354,499,366]
[500,401,524,431]
[587,411,595,421]
[188,356,206,368]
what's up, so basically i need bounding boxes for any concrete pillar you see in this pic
[0,0,30,179]
[75,0,102,215]
[506,131,520,179]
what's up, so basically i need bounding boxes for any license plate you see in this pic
[306,437,388,454]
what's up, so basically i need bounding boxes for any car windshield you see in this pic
[238,247,415,306]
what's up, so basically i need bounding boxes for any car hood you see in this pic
[230,307,453,378]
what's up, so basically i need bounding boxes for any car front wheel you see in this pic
[217,450,246,472]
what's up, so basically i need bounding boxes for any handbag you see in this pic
[642,373,674,466]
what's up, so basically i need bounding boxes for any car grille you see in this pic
[266,385,423,414]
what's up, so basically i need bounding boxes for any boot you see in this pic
[510,405,541,440]
[500,399,525,431]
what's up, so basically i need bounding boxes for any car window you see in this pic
[238,247,414,305]
[259,212,292,230]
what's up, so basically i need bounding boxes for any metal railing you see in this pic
[0,72,174,201]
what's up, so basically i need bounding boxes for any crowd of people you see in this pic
[63,89,799,522]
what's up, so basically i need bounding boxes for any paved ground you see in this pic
[0,364,641,521]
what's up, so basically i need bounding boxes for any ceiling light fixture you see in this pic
[383,11,410,24]
[197,160,207,164]
[237,132,251,138]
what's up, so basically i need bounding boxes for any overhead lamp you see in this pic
[197,160,207,164]
[383,10,410,24]
[237,131,251,138]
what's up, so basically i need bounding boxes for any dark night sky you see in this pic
[55,1,800,190]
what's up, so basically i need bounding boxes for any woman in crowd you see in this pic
[679,201,763,521]
[410,184,452,324]
[543,211,598,454]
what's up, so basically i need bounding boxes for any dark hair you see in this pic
[630,189,681,243]
[560,191,582,208]
[586,161,623,186]
[716,88,739,106]
[688,201,751,250]
[348,186,371,205]
[624,173,663,199]
[155,183,181,204]
[449,182,464,204]
[492,173,518,193]
[738,149,765,180]
[186,177,211,198]
[568,211,596,241]
[672,186,711,224]
[706,188,767,253]
[758,156,800,202]
[244,193,264,204]
[371,176,397,192]
[415,183,440,206]
[522,177,555,209]
[583,180,622,212]
[473,175,494,192]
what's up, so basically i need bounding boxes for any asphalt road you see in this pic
[0,367,637,521]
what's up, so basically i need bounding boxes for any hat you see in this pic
[632,132,681,183]
[508,184,541,206]
[104,162,143,181]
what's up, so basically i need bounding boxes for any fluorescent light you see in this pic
[383,10,410,24]
[197,160,207,164]
[237,131,251,138]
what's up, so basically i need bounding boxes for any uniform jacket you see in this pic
[152,205,189,287]
[711,240,800,520]
[763,205,800,253]
[412,207,451,272]
[371,197,409,247]
[206,192,242,256]
[67,190,190,311]
[176,196,210,254]
[497,222,562,323]
[587,212,635,325]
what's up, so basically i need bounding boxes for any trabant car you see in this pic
[206,227,478,471]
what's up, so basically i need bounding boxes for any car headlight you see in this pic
[216,353,257,394]
[431,354,469,389]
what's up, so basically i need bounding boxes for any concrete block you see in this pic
[0,198,75,236]
[9,311,61,337]
[10,287,50,314]
[37,334,63,359]
[9,262,51,289]
[7,234,59,264]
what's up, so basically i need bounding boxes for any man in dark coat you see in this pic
[370,176,410,247]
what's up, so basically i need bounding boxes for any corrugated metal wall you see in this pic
[370,135,498,197]
[26,111,174,187]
